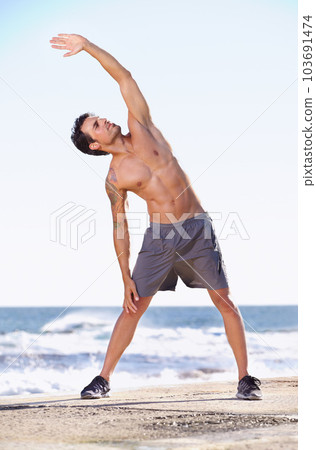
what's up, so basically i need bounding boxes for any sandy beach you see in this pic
[0,377,297,449]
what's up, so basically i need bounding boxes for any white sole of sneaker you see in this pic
[236,392,262,400]
[81,392,110,399]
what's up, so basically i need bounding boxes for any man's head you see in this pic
[71,113,121,156]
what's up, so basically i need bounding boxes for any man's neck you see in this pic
[101,133,133,156]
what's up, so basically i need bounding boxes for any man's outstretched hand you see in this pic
[50,34,88,57]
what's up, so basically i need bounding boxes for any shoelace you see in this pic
[90,377,108,391]
[98,380,109,390]
[240,376,261,390]
[250,376,261,388]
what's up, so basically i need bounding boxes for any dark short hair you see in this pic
[71,112,110,156]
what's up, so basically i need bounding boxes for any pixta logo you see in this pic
[50,202,96,250]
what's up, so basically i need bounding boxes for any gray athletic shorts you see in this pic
[131,212,229,297]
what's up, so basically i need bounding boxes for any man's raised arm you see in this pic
[105,173,140,314]
[50,33,152,127]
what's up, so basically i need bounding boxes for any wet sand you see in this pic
[0,377,297,449]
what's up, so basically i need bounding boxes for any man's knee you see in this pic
[136,295,153,313]
[122,295,153,320]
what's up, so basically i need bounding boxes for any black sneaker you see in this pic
[236,375,262,400]
[80,376,110,399]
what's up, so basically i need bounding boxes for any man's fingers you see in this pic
[51,45,66,50]
[129,304,137,313]
[63,51,74,57]
[123,299,136,314]
[58,33,70,37]
[50,37,67,42]
[127,297,137,313]
[50,38,67,45]
[130,281,140,301]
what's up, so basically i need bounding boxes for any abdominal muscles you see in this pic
[133,157,204,223]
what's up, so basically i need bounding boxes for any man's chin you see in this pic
[110,123,120,132]
[114,124,123,137]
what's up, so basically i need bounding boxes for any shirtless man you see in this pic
[50,33,262,400]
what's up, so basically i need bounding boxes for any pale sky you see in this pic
[0,0,297,306]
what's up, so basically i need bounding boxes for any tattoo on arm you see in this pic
[105,169,127,231]
[108,167,117,182]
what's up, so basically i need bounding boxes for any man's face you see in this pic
[81,116,121,149]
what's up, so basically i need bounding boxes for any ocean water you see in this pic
[0,306,297,397]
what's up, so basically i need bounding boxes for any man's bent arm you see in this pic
[106,178,140,313]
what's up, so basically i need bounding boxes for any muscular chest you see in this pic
[121,157,153,191]
[118,153,183,197]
